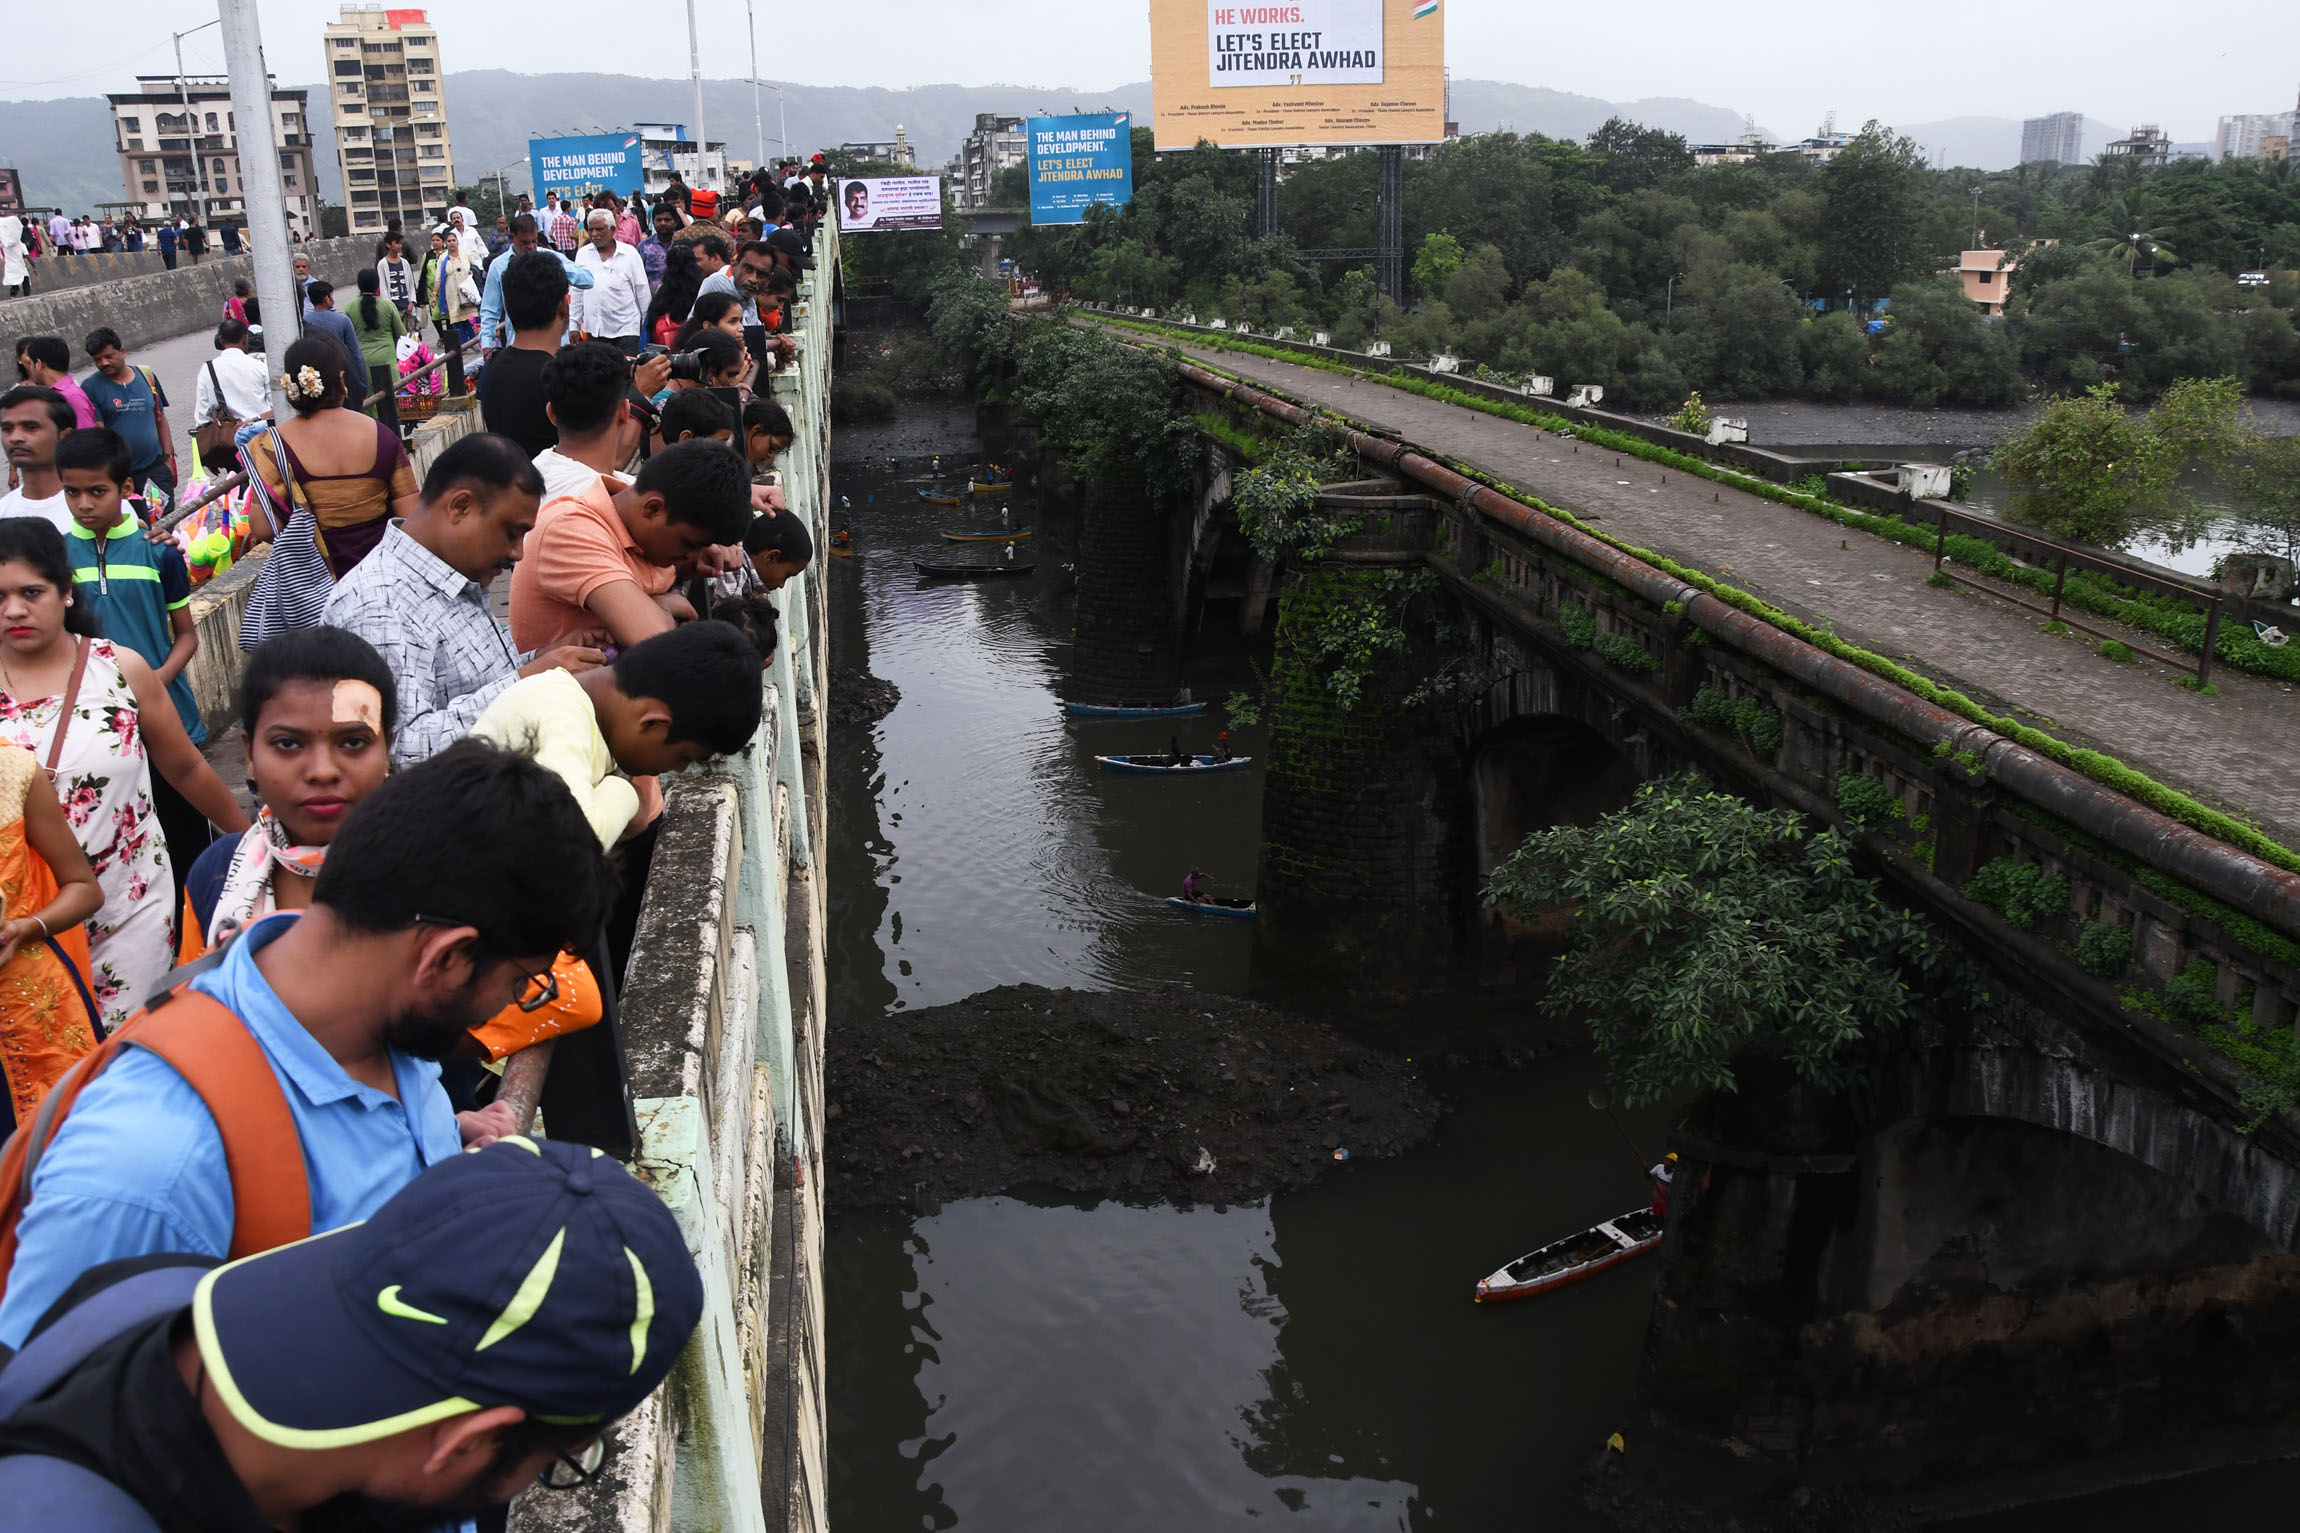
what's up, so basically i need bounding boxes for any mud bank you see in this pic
[826,983,1441,1213]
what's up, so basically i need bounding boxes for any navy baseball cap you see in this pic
[765,227,813,270]
[191,1137,702,1449]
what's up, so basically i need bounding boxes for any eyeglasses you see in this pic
[409,915,560,1012]
[538,1438,607,1491]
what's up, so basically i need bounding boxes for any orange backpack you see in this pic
[0,985,310,1303]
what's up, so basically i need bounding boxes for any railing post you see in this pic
[2051,553,2069,621]
[444,339,467,399]
[1935,505,1949,571]
[2201,596,2223,687]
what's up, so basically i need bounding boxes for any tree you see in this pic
[1668,268,1806,397]
[1798,311,1869,400]
[2232,433,2300,561]
[1868,277,2025,407]
[1586,117,1695,195]
[1483,779,1928,1105]
[1410,230,1465,300]
[2083,195,2179,274]
[1819,123,1927,309]
[1992,380,2244,546]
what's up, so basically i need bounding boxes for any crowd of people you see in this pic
[0,154,839,1526]
[0,210,290,297]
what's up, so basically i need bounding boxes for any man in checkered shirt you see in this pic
[323,433,604,767]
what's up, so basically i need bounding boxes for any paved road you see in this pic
[1146,335,2300,847]
[124,285,361,479]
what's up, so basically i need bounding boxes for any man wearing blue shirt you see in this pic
[79,328,175,502]
[0,740,621,1349]
[478,211,594,356]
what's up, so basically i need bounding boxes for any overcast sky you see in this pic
[5,0,2290,140]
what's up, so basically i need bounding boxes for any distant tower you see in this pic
[1820,108,1837,138]
[894,123,911,168]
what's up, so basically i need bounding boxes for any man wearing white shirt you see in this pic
[449,200,480,248]
[192,320,273,474]
[46,212,70,257]
[0,386,76,537]
[570,209,651,354]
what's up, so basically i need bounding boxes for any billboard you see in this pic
[838,176,943,232]
[1150,0,1446,150]
[1026,112,1135,225]
[528,133,646,197]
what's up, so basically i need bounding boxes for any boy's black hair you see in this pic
[611,620,763,755]
[658,388,736,445]
[632,440,752,542]
[238,625,401,738]
[15,336,69,374]
[690,232,733,265]
[313,739,620,964]
[54,427,132,485]
[688,329,742,379]
[503,249,571,334]
[742,509,813,566]
[423,431,546,501]
[761,267,798,296]
[303,279,334,308]
[742,398,794,440]
[0,520,99,638]
[709,594,779,664]
[541,341,632,436]
[0,385,73,436]
[82,327,123,359]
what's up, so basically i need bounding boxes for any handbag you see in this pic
[40,638,90,785]
[237,431,336,651]
[192,361,242,466]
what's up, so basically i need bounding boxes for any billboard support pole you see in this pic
[1257,147,1278,237]
[1377,144,1404,306]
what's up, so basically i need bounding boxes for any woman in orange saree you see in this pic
[0,741,104,1120]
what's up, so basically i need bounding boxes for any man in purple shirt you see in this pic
[13,335,99,428]
[638,201,680,291]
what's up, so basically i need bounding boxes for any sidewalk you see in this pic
[1154,337,2300,847]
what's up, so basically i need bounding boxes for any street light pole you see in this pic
[685,0,709,189]
[745,0,764,174]
[214,0,294,423]
[173,17,222,231]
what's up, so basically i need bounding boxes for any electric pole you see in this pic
[216,0,296,421]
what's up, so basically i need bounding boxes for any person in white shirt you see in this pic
[46,212,70,256]
[449,201,480,248]
[0,385,76,537]
[192,319,274,460]
[570,209,651,353]
[376,230,417,323]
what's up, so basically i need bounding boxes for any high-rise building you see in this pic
[2020,112,2085,166]
[323,4,457,235]
[954,114,1025,209]
[2216,96,2299,161]
[108,77,316,232]
[2104,124,2173,166]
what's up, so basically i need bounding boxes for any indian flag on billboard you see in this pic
[1412,0,1437,16]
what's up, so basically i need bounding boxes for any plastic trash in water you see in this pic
[2254,621,2288,648]
[1332,1147,1351,1162]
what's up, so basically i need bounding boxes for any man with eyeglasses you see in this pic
[0,740,623,1351]
[0,1136,703,1531]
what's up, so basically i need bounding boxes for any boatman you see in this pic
[1183,867,1212,905]
[1212,731,1233,763]
[1650,1151,1678,1217]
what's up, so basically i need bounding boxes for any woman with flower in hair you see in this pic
[236,336,421,649]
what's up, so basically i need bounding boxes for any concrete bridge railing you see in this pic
[0,234,374,353]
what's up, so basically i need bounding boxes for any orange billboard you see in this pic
[1149,0,1447,150]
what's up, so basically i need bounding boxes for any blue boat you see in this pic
[1063,701,1208,720]
[1166,896,1257,919]
[1096,753,1252,775]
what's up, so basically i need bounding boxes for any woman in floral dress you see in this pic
[0,522,246,1029]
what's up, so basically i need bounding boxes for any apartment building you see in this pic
[108,77,317,232]
[2217,98,2299,161]
[953,114,1026,209]
[324,4,457,234]
[2020,112,2085,166]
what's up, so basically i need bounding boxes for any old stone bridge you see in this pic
[1038,322,2300,1513]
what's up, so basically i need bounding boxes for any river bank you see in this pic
[1633,395,2300,448]
[826,982,1441,1214]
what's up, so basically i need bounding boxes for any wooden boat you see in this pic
[917,491,963,507]
[969,479,1014,494]
[1095,753,1252,775]
[1062,701,1208,720]
[915,560,1035,579]
[1166,896,1257,919]
[1474,1208,1663,1303]
[939,526,1034,542]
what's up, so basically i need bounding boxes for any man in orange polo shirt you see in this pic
[509,345,752,656]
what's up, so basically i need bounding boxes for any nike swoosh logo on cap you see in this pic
[378,1285,450,1325]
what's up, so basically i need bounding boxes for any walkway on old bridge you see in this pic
[1137,331,2300,848]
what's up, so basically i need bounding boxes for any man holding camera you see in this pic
[571,210,652,357]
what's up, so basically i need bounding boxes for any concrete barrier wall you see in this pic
[0,235,371,354]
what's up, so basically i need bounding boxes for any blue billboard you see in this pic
[529,133,646,197]
[1025,112,1134,225]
